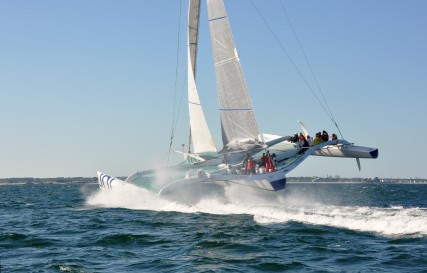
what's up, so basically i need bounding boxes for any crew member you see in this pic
[322,130,329,142]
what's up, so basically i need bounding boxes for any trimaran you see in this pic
[98,0,378,196]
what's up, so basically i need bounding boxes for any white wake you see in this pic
[86,183,427,237]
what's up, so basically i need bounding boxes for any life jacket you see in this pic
[313,137,322,146]
[261,155,267,166]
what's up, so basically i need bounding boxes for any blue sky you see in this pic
[1,0,426,179]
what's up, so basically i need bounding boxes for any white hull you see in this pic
[97,139,377,196]
[97,140,356,192]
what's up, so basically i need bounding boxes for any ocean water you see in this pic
[1,182,427,272]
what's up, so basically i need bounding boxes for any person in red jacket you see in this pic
[265,151,276,172]
[265,151,271,172]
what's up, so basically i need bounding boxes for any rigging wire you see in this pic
[168,0,185,163]
[279,0,344,138]
[249,0,344,138]
[279,1,332,120]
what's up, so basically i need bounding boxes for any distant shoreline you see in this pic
[1,179,426,186]
[0,182,99,186]
[286,181,427,185]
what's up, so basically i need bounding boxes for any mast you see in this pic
[187,0,217,154]
[206,0,260,152]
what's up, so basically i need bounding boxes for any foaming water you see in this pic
[253,204,427,237]
[86,183,194,213]
[86,182,427,237]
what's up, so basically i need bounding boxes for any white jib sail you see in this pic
[207,0,260,151]
[188,0,217,154]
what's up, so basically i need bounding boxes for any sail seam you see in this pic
[189,101,202,106]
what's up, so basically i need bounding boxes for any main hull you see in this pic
[97,141,337,194]
[97,139,378,198]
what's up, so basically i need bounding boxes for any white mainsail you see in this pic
[207,0,260,151]
[188,0,217,154]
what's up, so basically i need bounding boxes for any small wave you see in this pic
[255,261,307,271]
[0,233,58,248]
[0,233,28,241]
[51,264,85,273]
[95,233,169,246]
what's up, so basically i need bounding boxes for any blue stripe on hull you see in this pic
[270,177,286,191]
[370,149,379,159]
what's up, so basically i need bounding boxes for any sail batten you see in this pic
[207,0,260,151]
[208,16,228,22]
